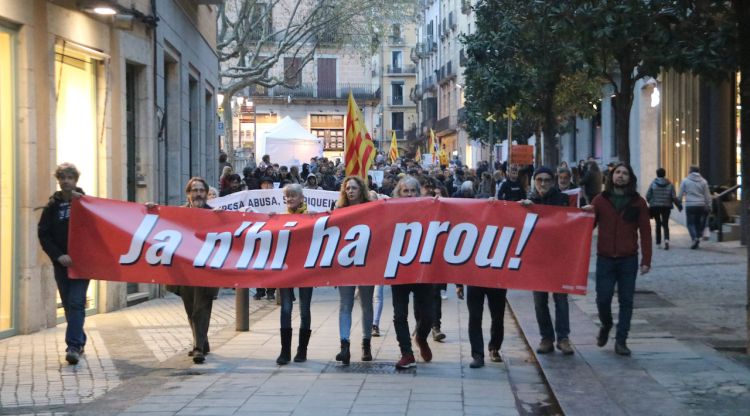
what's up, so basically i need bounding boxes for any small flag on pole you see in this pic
[345,92,376,178]
[430,129,438,164]
[389,130,399,163]
[415,146,421,164]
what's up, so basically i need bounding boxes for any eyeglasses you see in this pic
[190,188,207,193]
[534,177,552,183]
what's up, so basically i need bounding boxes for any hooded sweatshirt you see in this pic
[678,172,711,208]
[646,177,677,208]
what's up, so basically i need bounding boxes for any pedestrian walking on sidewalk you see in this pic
[521,166,575,356]
[678,166,712,249]
[163,177,219,364]
[333,176,375,365]
[390,176,434,369]
[277,184,314,365]
[38,163,89,366]
[587,163,651,356]
[646,168,681,250]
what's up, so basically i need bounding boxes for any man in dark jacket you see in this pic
[588,163,651,356]
[497,165,526,201]
[522,166,575,355]
[38,163,88,365]
[163,177,220,364]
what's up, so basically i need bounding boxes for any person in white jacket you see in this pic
[678,166,712,249]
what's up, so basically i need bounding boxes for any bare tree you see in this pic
[217,0,415,159]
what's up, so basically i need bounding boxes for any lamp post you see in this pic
[235,93,250,333]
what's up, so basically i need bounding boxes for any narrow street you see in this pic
[0,222,748,416]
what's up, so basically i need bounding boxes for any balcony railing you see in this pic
[387,64,417,74]
[436,114,457,132]
[263,83,380,100]
[388,96,404,106]
[388,35,405,45]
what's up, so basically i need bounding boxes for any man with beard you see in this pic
[162,177,219,364]
[587,163,651,355]
[219,173,243,196]
[38,163,89,365]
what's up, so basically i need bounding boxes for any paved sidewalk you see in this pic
[507,221,750,416]
[117,288,520,416]
[0,289,269,414]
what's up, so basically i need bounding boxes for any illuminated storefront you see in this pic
[54,41,100,316]
[0,27,15,334]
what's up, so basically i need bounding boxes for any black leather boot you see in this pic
[362,338,372,361]
[294,329,312,362]
[276,328,292,365]
[335,339,351,366]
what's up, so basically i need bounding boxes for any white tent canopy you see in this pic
[255,116,323,167]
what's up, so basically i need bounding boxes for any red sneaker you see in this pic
[395,353,416,369]
[414,337,433,362]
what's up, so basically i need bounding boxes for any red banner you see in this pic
[69,196,595,294]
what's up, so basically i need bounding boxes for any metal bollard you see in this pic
[236,288,249,331]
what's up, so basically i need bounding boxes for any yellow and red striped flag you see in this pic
[345,91,376,178]
[415,146,422,164]
[389,130,399,163]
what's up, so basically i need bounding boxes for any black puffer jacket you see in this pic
[37,188,85,265]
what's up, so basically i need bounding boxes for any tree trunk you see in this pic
[222,95,234,165]
[734,0,750,355]
[614,66,634,164]
[543,95,559,168]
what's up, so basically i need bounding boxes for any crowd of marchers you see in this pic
[38,152,713,369]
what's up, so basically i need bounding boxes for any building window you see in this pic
[311,114,345,151]
[0,28,15,333]
[54,41,101,315]
[284,57,302,87]
[392,51,402,71]
[391,112,404,138]
[391,82,403,106]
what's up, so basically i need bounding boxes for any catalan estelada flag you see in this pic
[345,92,376,178]
[415,146,421,164]
[389,130,399,163]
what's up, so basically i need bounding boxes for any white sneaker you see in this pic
[440,290,447,300]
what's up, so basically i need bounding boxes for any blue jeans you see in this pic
[280,287,313,330]
[596,256,638,343]
[533,291,570,342]
[54,265,90,351]
[338,286,374,341]
[373,285,384,326]
[685,206,707,241]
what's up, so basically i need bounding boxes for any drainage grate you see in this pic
[633,290,675,309]
[321,361,416,375]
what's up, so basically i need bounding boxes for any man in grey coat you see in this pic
[678,166,712,249]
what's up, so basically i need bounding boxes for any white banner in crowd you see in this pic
[368,170,384,187]
[208,189,339,213]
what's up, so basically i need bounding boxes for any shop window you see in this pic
[54,41,101,315]
[0,28,15,332]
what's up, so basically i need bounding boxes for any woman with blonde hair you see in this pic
[333,175,375,365]
[276,183,314,365]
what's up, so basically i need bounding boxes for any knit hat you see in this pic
[533,166,554,179]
